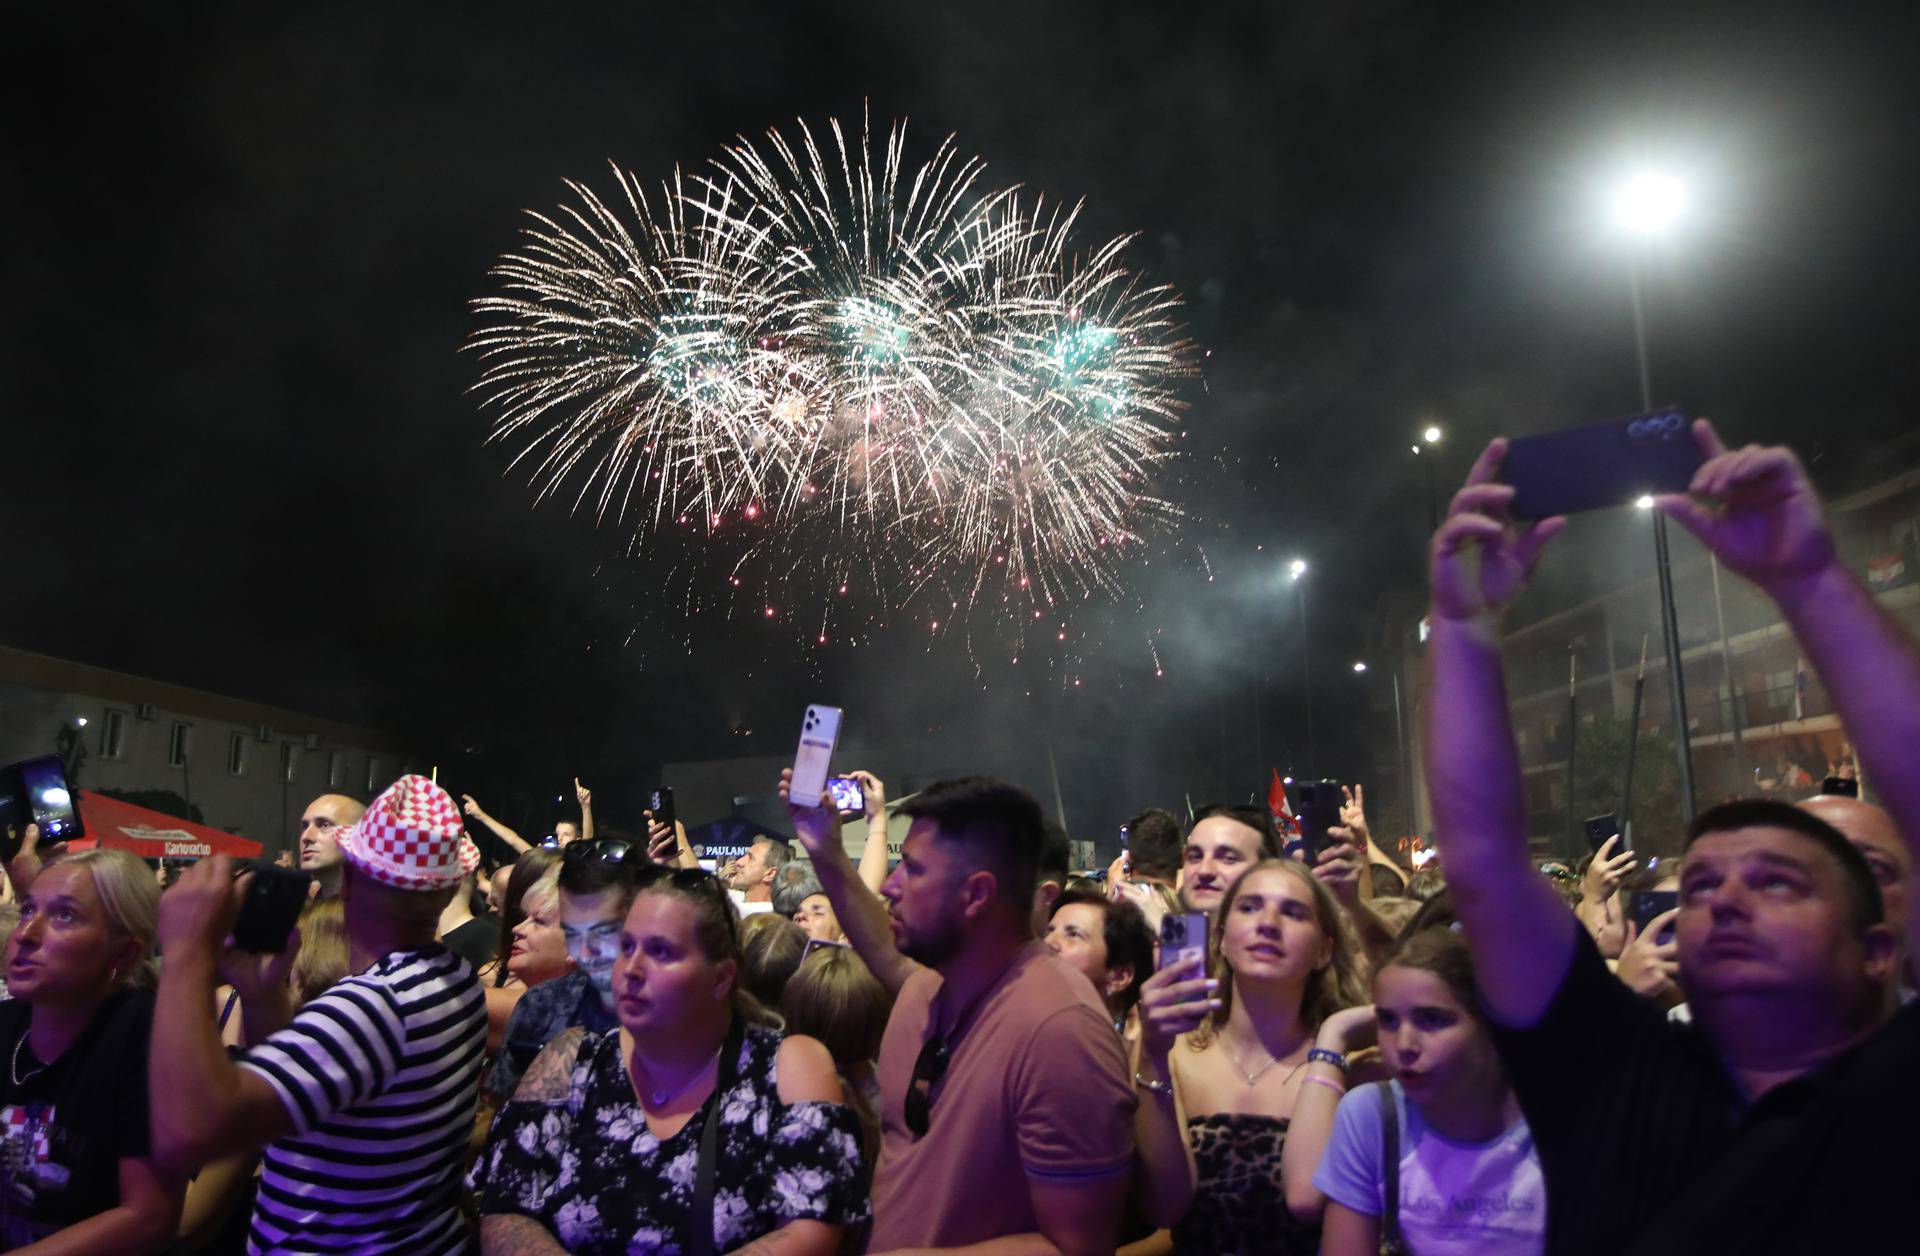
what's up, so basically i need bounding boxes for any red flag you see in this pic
[1267,770,1299,839]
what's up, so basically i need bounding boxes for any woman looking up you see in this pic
[1133,858,1371,1254]
[0,848,182,1252]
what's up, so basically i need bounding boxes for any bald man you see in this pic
[1802,793,1911,983]
[298,793,366,898]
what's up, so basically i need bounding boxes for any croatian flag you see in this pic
[1268,769,1299,840]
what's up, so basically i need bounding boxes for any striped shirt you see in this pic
[240,944,484,1255]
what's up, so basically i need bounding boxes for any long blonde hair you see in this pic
[42,849,160,989]
[290,897,349,1004]
[1191,857,1368,1050]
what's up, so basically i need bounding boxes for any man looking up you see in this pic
[1422,422,1920,1255]
[726,835,790,915]
[295,793,364,899]
[151,775,486,1255]
[782,770,1135,1255]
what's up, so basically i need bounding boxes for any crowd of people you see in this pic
[0,418,1914,1253]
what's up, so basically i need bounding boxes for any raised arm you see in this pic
[780,769,920,995]
[151,859,297,1175]
[574,779,595,842]
[463,795,532,856]
[1659,420,1920,958]
[1425,438,1580,1027]
[848,770,892,893]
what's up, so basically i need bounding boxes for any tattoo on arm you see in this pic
[511,1027,586,1105]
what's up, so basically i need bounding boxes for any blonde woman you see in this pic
[0,848,181,1250]
[1133,857,1373,1254]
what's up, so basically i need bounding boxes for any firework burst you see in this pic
[471,114,1200,642]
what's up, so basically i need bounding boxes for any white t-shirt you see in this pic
[1314,1079,1545,1255]
[728,887,776,916]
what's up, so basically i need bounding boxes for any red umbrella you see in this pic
[64,790,264,861]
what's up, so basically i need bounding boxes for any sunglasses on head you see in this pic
[562,837,640,867]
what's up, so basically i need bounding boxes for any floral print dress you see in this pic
[470,1022,869,1254]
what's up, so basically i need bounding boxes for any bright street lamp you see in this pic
[1609,167,1697,827]
[1288,558,1308,581]
[1414,425,1444,531]
[1634,494,1656,510]
[1352,661,1368,673]
[1611,170,1688,236]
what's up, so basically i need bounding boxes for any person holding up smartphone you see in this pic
[1422,423,1920,1253]
[150,775,486,1256]
[1130,858,1372,1254]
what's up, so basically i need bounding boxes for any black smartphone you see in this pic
[1821,776,1859,799]
[0,756,85,861]
[1158,911,1209,971]
[1502,408,1703,520]
[232,863,314,953]
[649,786,678,831]
[1585,813,1622,855]
[826,776,865,815]
[1631,889,1680,944]
[1285,779,1343,866]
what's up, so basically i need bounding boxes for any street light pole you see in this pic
[1628,255,1698,821]
[1291,559,1314,775]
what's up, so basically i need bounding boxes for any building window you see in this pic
[101,710,127,760]
[228,732,247,777]
[281,742,297,784]
[327,751,343,789]
[168,723,191,768]
[365,757,381,795]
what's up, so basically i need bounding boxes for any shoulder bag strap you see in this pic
[1379,1082,1406,1256]
[688,1019,747,1256]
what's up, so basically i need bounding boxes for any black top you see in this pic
[1171,1112,1319,1255]
[442,914,501,973]
[0,988,156,1247]
[1488,926,1920,1255]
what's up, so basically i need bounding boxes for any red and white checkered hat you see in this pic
[338,775,482,891]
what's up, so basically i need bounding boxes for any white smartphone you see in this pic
[791,705,843,804]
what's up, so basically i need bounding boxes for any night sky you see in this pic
[6,2,1916,844]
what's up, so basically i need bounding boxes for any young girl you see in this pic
[1284,906,1546,1255]
[1133,857,1371,1253]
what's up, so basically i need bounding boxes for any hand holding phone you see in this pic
[649,787,678,833]
[791,705,843,804]
[1502,409,1704,519]
[1158,912,1209,973]
[232,863,314,953]
[1286,780,1343,867]
[826,776,865,815]
[1631,889,1680,945]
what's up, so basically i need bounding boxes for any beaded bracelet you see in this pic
[1306,1047,1349,1073]
[1134,1072,1175,1097]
